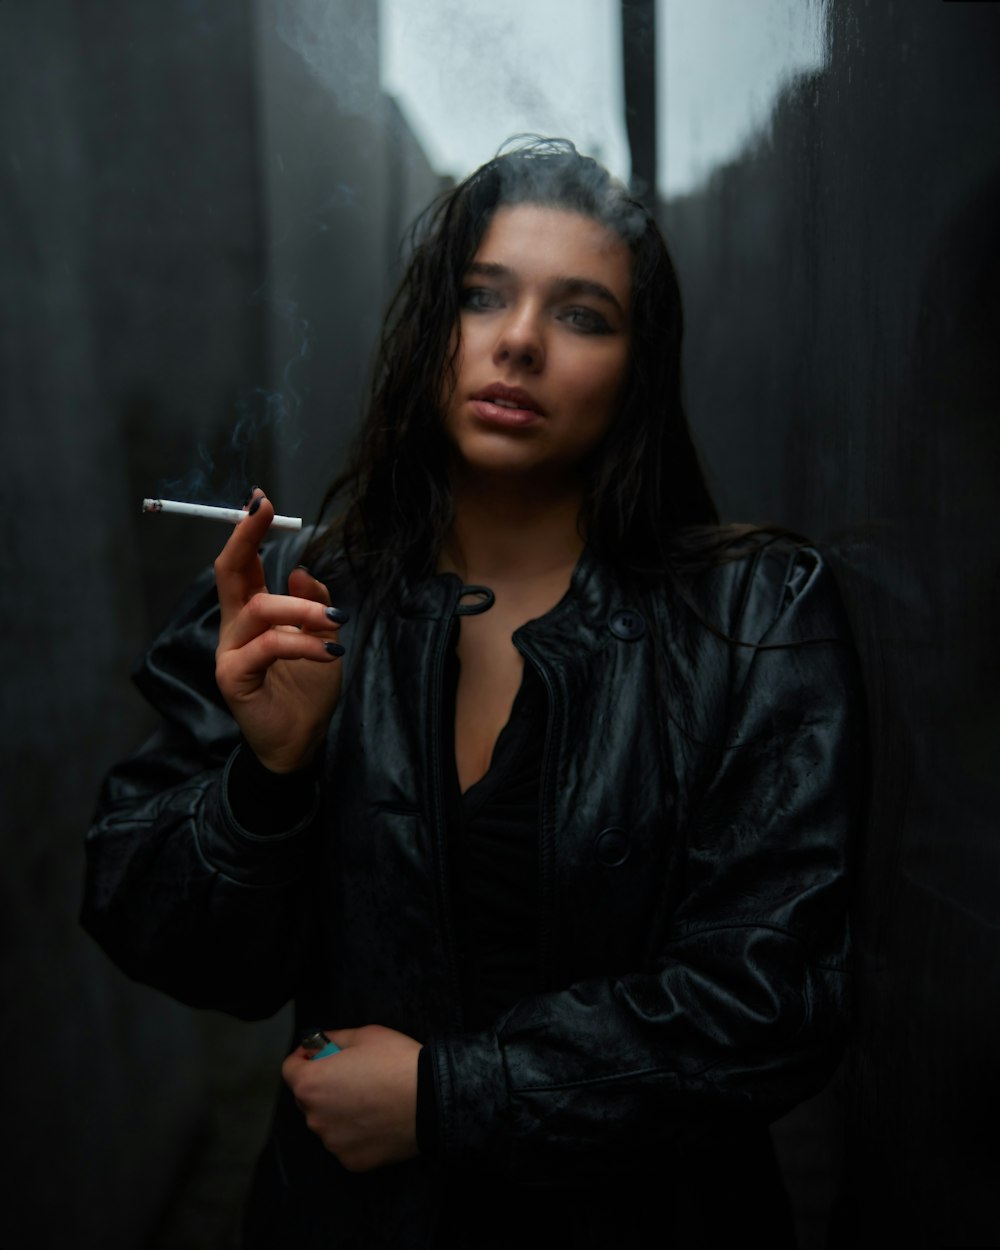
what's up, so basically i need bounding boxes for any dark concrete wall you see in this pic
[1,5,264,1247]
[0,3,437,1247]
[665,2,1000,1244]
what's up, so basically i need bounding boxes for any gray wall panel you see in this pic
[665,3,1000,1243]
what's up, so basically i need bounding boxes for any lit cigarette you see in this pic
[142,498,302,531]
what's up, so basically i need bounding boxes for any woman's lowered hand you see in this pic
[214,488,347,773]
[282,1025,422,1171]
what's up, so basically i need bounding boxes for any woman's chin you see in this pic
[448,445,581,492]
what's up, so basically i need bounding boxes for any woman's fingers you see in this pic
[221,592,346,651]
[213,489,275,618]
[216,626,341,696]
[210,495,346,770]
[287,565,332,608]
[281,1024,421,1171]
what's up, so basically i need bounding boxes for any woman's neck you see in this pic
[439,469,585,585]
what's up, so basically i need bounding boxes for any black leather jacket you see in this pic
[83,535,866,1248]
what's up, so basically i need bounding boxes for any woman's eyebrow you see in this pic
[465,261,510,280]
[550,276,625,315]
[465,262,625,315]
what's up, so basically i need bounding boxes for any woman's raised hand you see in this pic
[214,488,346,773]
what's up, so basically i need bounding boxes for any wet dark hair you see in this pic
[305,137,748,602]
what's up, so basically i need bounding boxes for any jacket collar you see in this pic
[395,545,634,661]
[516,545,628,662]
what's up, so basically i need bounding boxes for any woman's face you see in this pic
[441,203,632,484]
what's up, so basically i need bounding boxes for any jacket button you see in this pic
[608,609,646,641]
[595,826,630,867]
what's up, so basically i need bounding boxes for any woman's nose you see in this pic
[493,307,544,370]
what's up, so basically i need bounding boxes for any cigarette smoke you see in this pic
[157,287,311,506]
[273,0,381,116]
[379,0,628,182]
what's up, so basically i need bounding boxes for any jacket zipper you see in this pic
[514,637,560,987]
[427,597,465,1033]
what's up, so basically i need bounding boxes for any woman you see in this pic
[84,140,865,1248]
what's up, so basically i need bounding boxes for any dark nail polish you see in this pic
[242,486,258,507]
[325,606,350,624]
[324,641,346,657]
[248,497,262,516]
[296,563,315,576]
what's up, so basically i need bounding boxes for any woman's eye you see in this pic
[560,306,612,335]
[460,286,502,312]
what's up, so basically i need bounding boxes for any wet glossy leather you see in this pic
[83,535,866,1247]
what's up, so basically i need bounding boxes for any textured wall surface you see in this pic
[666,2,1000,1244]
[0,3,437,1247]
[1,4,264,1247]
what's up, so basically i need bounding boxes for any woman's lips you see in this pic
[469,397,544,428]
[469,385,545,429]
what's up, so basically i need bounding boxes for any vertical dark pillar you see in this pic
[621,0,658,202]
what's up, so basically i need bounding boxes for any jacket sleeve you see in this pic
[428,547,866,1179]
[81,538,323,1020]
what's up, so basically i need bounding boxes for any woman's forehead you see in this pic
[471,204,632,304]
